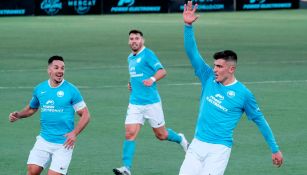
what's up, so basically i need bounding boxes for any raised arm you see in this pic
[183,1,208,72]
[9,105,38,122]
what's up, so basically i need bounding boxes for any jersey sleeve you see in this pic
[29,87,40,109]
[244,90,279,153]
[71,86,86,112]
[146,50,164,72]
[243,91,263,120]
[184,25,213,85]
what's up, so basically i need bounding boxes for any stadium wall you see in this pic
[0,0,301,16]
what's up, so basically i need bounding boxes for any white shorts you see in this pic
[27,136,73,175]
[125,102,165,128]
[179,138,231,175]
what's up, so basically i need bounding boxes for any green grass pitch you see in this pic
[0,9,307,174]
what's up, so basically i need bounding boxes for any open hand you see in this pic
[183,1,199,25]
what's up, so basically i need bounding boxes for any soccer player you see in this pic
[179,1,283,175]
[9,56,90,175]
[113,30,189,175]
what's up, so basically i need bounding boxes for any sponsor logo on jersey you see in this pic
[42,100,64,113]
[206,94,228,112]
[215,94,224,101]
[46,100,55,105]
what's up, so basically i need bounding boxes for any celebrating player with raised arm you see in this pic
[179,1,283,175]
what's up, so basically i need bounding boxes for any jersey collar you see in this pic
[225,79,238,86]
[48,79,65,88]
[132,46,145,56]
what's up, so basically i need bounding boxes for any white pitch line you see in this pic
[0,80,306,90]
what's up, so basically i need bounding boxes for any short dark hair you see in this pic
[213,50,237,63]
[48,55,64,65]
[129,29,143,36]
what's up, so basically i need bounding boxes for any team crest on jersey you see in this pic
[227,90,235,98]
[57,91,64,97]
[136,57,142,63]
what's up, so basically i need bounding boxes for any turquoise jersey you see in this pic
[128,47,163,105]
[29,80,84,144]
[184,25,279,153]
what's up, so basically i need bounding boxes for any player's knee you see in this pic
[125,130,137,140]
[27,165,42,175]
[155,132,168,140]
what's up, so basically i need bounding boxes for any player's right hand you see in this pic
[9,111,20,122]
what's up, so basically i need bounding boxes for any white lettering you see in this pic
[206,96,228,112]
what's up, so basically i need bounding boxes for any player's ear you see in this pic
[47,66,51,76]
[229,65,236,73]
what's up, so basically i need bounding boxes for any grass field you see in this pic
[1,9,307,175]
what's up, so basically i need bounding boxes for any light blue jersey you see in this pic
[184,25,279,153]
[128,47,164,105]
[29,80,84,144]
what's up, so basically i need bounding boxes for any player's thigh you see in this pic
[179,139,207,175]
[145,102,165,128]
[179,149,202,175]
[27,136,52,170]
[201,144,231,175]
[125,104,145,125]
[49,146,73,175]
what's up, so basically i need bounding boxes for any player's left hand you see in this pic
[143,78,154,87]
[64,131,77,149]
[183,1,199,25]
[272,151,283,167]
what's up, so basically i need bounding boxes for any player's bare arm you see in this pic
[9,105,38,122]
[143,68,166,87]
[183,1,199,25]
[64,107,90,149]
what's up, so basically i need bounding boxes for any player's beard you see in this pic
[130,43,141,52]
[53,73,64,85]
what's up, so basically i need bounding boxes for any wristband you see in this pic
[150,77,156,82]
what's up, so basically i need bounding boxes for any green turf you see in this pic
[1,10,307,174]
